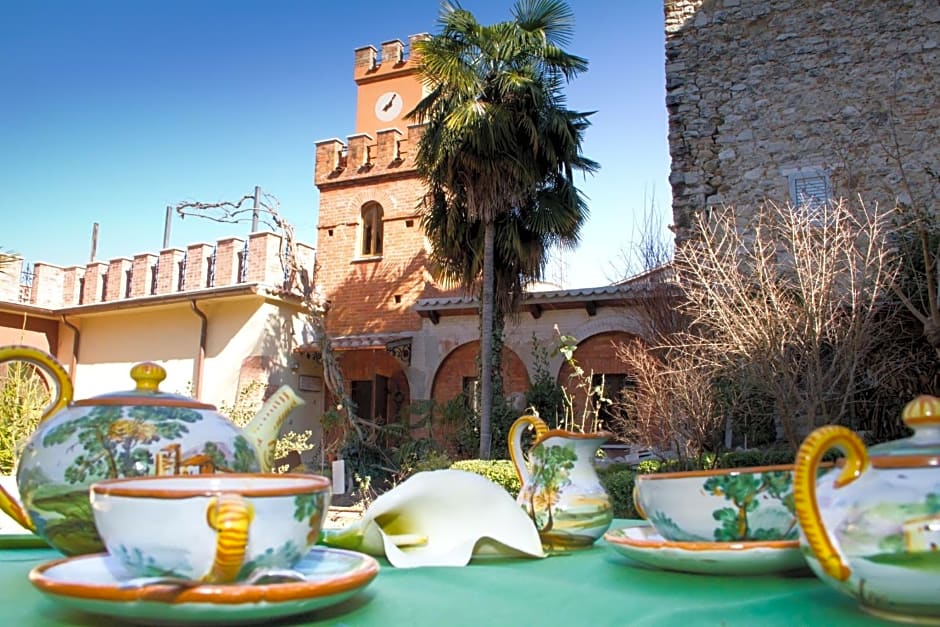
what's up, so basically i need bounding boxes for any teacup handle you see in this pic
[204,493,254,583]
[0,345,74,532]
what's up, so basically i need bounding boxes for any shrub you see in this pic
[714,448,796,469]
[450,459,521,498]
[598,469,637,519]
[0,362,50,475]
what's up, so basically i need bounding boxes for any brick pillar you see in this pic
[214,237,244,287]
[82,261,109,304]
[183,243,214,291]
[0,256,23,302]
[30,263,65,308]
[245,232,284,285]
[354,44,377,73]
[347,133,373,169]
[375,128,403,164]
[62,266,84,305]
[105,258,132,301]
[130,253,158,297]
[156,249,185,294]
[294,242,316,287]
[380,39,404,65]
[315,139,347,182]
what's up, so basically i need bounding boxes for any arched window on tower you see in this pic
[360,202,384,257]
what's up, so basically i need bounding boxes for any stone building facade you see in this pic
[664,0,940,239]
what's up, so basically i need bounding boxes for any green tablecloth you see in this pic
[0,521,895,626]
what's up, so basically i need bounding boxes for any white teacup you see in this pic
[91,473,331,584]
[634,465,800,543]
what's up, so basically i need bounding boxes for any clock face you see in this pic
[375,91,403,122]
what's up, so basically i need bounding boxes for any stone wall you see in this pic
[665,0,940,239]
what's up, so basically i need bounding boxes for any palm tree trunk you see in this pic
[479,220,495,459]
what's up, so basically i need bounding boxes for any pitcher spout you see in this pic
[244,385,305,472]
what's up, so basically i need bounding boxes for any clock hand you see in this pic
[382,94,397,112]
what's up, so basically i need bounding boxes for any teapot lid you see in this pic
[868,395,940,459]
[72,362,216,410]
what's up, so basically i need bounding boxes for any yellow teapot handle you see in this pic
[793,425,868,582]
[508,414,549,485]
[0,345,73,425]
[204,493,254,584]
[0,345,74,531]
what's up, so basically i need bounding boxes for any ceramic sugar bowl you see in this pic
[793,394,940,624]
[0,345,303,556]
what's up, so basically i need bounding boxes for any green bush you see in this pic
[450,459,521,498]
[598,469,637,519]
[714,448,797,469]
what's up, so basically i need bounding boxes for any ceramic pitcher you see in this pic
[509,415,613,551]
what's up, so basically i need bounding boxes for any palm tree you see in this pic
[410,0,596,458]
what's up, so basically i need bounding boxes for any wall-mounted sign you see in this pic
[298,375,322,393]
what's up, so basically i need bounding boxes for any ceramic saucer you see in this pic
[29,546,379,625]
[604,525,808,576]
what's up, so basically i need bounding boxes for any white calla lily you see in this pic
[321,469,545,567]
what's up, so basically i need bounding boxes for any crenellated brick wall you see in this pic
[3,232,314,309]
[664,0,940,240]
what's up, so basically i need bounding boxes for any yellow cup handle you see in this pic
[204,494,254,583]
[508,414,549,486]
[793,425,868,582]
[0,345,74,531]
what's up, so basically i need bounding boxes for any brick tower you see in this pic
[312,34,445,427]
[314,34,441,339]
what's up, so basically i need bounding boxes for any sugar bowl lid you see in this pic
[71,362,215,410]
[868,394,940,461]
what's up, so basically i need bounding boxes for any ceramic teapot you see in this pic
[0,345,305,556]
[509,414,613,551]
[793,394,940,623]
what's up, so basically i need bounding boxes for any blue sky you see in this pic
[0,0,670,288]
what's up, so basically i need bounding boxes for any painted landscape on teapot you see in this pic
[805,472,940,607]
[18,405,259,555]
[518,441,612,550]
[648,470,799,542]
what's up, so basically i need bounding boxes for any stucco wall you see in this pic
[665,0,940,239]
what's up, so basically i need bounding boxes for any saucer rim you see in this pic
[28,546,379,605]
[604,525,799,552]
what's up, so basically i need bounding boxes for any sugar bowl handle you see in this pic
[793,425,868,582]
[0,345,72,425]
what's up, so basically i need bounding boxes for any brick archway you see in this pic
[429,341,530,450]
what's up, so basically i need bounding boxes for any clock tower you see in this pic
[312,34,442,428]
[353,38,428,139]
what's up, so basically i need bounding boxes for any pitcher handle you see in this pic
[793,425,868,582]
[508,414,549,486]
[0,345,74,532]
[0,345,73,424]
[204,493,254,583]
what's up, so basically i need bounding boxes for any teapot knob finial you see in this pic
[901,394,940,428]
[130,362,167,393]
